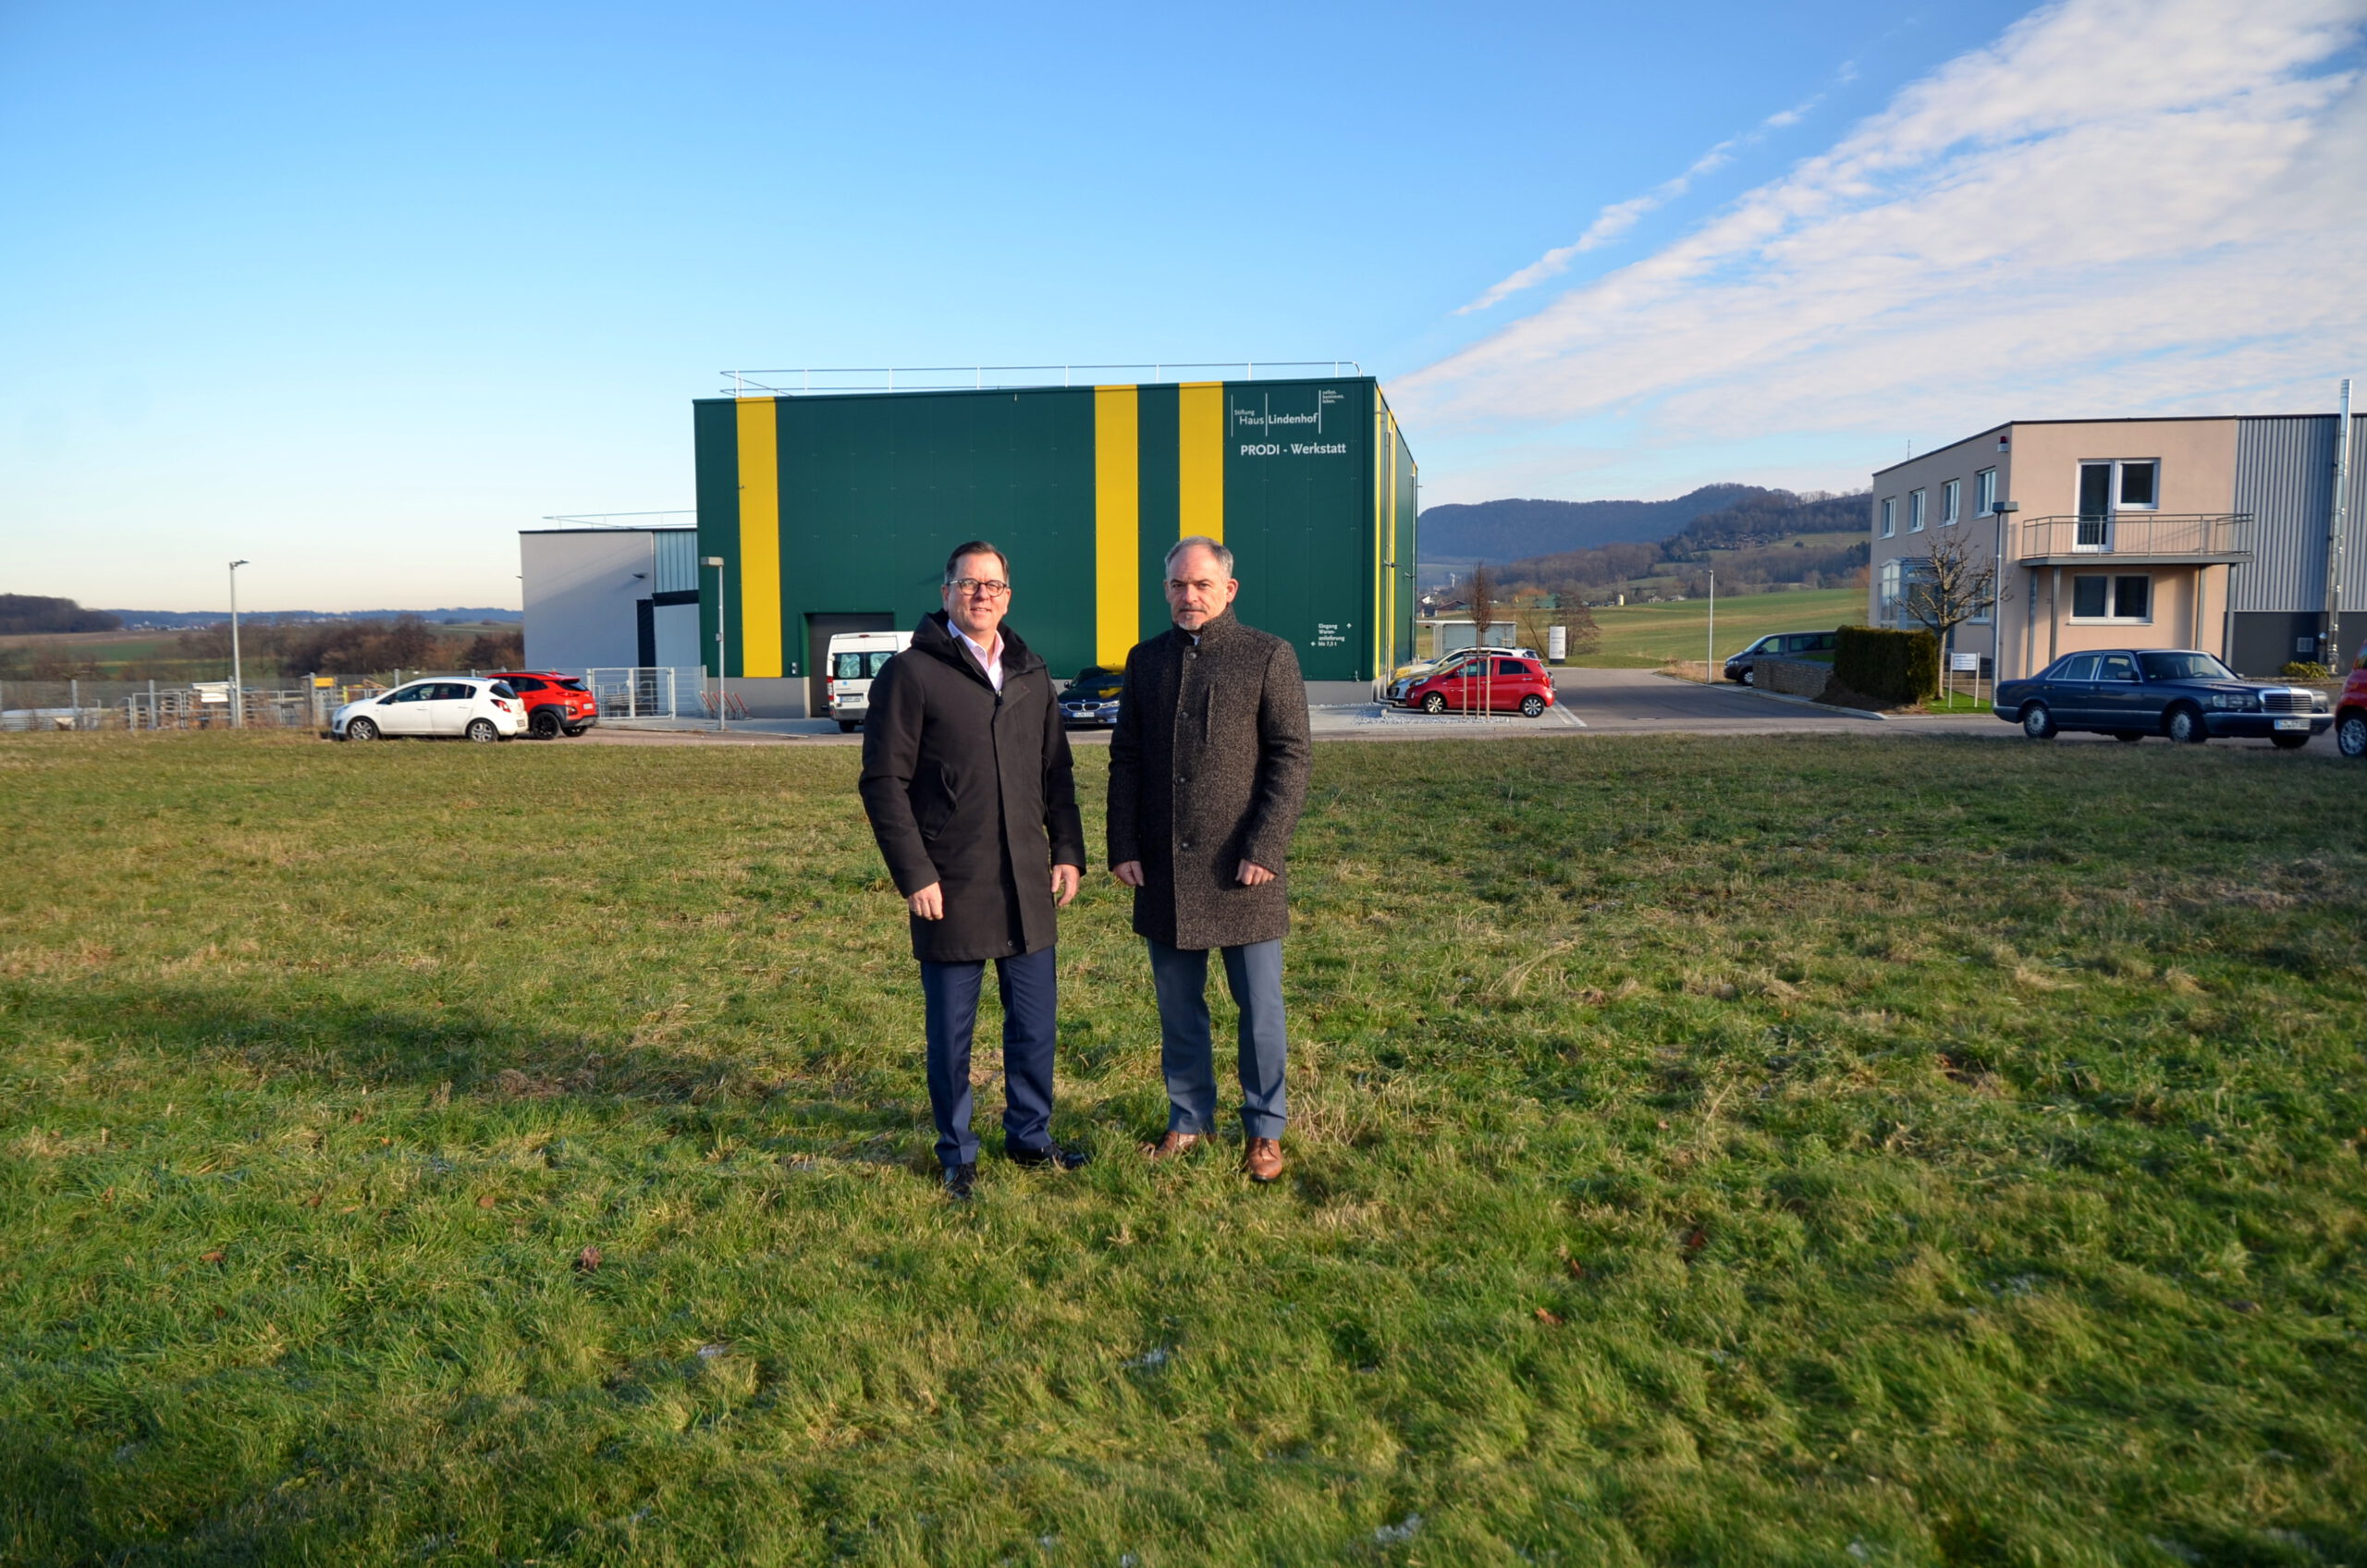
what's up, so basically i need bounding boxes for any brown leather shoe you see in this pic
[1145,1131,1203,1160]
[1244,1136,1284,1183]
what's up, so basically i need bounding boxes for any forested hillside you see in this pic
[1417,485,1767,561]
[1464,489,1870,601]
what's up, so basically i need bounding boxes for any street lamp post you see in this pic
[227,559,251,728]
[702,557,728,732]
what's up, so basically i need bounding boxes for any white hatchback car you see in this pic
[332,679,523,742]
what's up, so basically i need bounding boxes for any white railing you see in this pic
[583,668,706,720]
[721,361,1364,396]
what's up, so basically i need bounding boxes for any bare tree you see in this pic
[1467,563,1497,645]
[1898,528,2007,668]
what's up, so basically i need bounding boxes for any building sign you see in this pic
[1233,387,1349,457]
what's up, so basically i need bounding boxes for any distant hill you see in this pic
[94,606,521,630]
[1418,485,1771,563]
[1455,488,1873,600]
[0,595,122,636]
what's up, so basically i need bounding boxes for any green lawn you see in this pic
[4,731,2363,1565]
[1565,587,1866,668]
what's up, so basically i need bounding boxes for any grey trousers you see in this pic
[1146,937,1287,1139]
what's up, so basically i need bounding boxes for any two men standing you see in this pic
[858,534,1310,1197]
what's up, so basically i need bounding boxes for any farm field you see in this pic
[1566,586,1866,669]
[3,730,2362,1565]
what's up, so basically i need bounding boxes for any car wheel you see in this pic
[2165,704,2208,744]
[346,717,379,741]
[1420,692,1447,714]
[2020,703,2056,740]
[2270,732,2310,751]
[2114,730,2145,743]
[529,709,561,739]
[1740,669,1755,685]
[466,718,498,743]
[1519,693,1545,717]
[2336,712,2367,758]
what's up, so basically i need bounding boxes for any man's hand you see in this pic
[1111,860,1145,887]
[1051,864,1081,907]
[908,882,944,920]
[1236,860,1276,887]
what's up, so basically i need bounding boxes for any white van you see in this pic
[826,630,913,731]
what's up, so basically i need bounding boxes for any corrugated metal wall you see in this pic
[693,377,1414,685]
[2231,415,2367,612]
[652,530,701,595]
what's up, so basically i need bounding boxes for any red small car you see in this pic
[1403,655,1557,717]
[2338,640,2367,758]
[486,671,600,739]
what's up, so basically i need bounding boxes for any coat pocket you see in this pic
[914,765,958,839]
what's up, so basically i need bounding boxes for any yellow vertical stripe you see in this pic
[1386,411,1400,680]
[734,398,782,678]
[1093,385,1140,668]
[1178,381,1225,543]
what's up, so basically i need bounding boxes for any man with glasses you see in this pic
[1109,535,1311,1182]
[859,541,1088,1199]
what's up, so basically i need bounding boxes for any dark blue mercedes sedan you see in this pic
[1993,648,2332,749]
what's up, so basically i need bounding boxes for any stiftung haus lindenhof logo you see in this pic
[1233,388,1349,458]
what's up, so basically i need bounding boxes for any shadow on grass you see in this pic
[2,981,908,1141]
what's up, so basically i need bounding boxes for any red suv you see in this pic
[2338,640,2367,758]
[1403,655,1558,717]
[486,672,599,739]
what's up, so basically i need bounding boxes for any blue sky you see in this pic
[5,0,2360,610]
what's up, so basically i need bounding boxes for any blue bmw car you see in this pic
[1993,648,2332,748]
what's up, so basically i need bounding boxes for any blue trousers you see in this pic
[1147,937,1287,1140]
[919,945,1058,1169]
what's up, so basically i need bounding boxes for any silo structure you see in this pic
[693,374,1417,717]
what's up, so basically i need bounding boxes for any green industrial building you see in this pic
[693,372,1417,716]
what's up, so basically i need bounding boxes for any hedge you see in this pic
[1835,626,1939,705]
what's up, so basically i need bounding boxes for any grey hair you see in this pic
[1164,535,1234,578]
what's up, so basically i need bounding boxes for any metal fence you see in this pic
[583,668,707,720]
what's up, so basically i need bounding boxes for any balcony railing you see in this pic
[2015,512,2253,562]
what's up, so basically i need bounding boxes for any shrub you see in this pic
[1834,625,1938,705]
[2280,661,2333,680]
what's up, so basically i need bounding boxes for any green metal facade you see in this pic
[694,376,1417,686]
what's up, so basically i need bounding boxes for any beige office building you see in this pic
[1868,411,2363,679]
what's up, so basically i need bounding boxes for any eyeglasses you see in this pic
[946,578,1011,597]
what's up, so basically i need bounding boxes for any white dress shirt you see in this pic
[955,626,1004,692]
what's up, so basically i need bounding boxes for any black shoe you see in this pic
[942,1162,976,1200]
[1004,1141,1089,1171]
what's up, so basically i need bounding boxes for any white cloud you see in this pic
[1404,0,2367,489]
[1458,93,1825,313]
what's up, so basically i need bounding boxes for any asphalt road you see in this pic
[572,668,2342,752]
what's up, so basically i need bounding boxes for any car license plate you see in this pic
[2273,717,2308,730]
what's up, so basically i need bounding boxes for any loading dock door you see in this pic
[805,612,897,717]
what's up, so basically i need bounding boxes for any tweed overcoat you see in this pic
[1107,608,1311,950]
[858,613,1086,964]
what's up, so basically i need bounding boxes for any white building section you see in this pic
[521,524,703,674]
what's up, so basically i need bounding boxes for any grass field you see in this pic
[1566,587,1866,669]
[4,729,2363,1565]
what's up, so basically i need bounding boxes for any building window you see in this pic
[1879,558,1904,623]
[1975,468,1997,516]
[1941,479,1960,526]
[1908,489,1926,532]
[1881,498,1895,538]
[2079,459,2160,515]
[2071,573,2152,621]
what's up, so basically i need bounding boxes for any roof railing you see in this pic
[718,361,1364,397]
